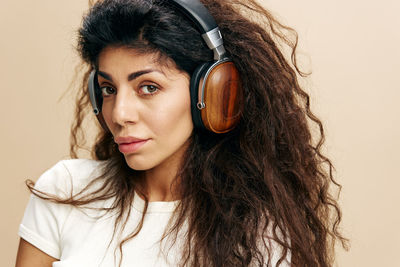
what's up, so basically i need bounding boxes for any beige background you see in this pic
[1,0,399,266]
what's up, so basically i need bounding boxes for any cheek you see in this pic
[148,90,193,136]
[101,103,113,130]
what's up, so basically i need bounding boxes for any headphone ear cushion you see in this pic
[190,62,212,130]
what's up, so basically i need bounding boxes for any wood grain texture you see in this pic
[201,61,243,133]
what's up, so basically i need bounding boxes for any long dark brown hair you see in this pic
[28,0,349,266]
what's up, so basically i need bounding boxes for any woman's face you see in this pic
[98,46,193,171]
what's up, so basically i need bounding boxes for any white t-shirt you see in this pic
[19,159,290,267]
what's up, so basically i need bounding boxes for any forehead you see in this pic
[97,46,184,77]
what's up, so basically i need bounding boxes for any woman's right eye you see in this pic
[100,86,116,97]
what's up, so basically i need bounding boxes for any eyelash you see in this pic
[99,84,160,97]
[139,84,159,95]
[100,86,115,97]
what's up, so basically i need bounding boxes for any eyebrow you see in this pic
[97,69,162,82]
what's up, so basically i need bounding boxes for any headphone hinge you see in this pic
[201,28,226,60]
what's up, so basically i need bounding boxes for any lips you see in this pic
[114,136,149,154]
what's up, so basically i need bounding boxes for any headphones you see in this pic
[88,0,242,133]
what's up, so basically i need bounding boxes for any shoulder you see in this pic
[34,159,106,197]
[19,159,106,260]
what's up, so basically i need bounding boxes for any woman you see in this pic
[16,0,347,266]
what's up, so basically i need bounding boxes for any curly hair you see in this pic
[28,0,348,266]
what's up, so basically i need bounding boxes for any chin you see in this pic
[123,154,157,171]
[124,158,151,171]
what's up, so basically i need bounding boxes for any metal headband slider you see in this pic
[201,27,226,60]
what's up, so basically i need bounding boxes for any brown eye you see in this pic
[140,85,159,95]
[100,86,116,97]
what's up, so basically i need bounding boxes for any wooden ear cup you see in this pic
[195,61,242,133]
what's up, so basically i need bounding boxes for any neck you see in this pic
[138,166,179,202]
[138,143,188,202]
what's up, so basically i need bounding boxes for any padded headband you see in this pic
[168,0,217,33]
[169,0,226,60]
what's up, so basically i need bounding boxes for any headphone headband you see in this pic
[169,0,217,33]
[169,0,226,60]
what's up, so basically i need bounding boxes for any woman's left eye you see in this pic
[140,85,159,95]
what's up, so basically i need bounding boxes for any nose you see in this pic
[111,87,139,127]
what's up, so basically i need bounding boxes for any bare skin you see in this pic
[15,238,57,267]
